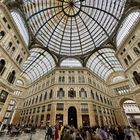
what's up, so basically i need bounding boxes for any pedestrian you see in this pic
[55,126,59,140]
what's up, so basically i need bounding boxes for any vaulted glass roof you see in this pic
[87,48,123,80]
[116,11,140,47]
[11,11,29,46]
[22,48,56,83]
[21,0,126,56]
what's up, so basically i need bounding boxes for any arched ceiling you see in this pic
[116,11,140,47]
[87,48,123,80]
[21,0,126,56]
[22,48,56,83]
[11,11,29,46]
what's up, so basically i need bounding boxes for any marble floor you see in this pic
[0,130,46,140]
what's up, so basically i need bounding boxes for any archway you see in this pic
[68,106,77,128]
[120,98,140,128]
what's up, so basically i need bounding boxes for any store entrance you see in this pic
[68,106,77,128]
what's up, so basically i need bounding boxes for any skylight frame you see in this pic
[22,48,56,83]
[22,0,126,56]
[87,48,123,80]
[116,11,140,47]
[11,11,29,46]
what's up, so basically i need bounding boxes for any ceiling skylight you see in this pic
[22,48,56,83]
[11,11,29,46]
[116,11,140,47]
[21,0,126,56]
[87,48,123,80]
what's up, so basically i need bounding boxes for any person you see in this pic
[86,130,91,140]
[75,130,84,140]
[99,126,107,140]
[62,129,73,140]
[47,125,53,140]
[124,126,134,140]
[54,126,59,140]
[60,125,64,140]
[91,132,102,140]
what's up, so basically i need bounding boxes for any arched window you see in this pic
[100,95,103,103]
[68,88,76,98]
[127,55,132,62]
[82,76,85,83]
[72,76,75,83]
[7,42,12,50]
[0,59,6,75]
[11,47,15,55]
[69,76,71,83]
[23,102,26,107]
[46,114,50,121]
[16,79,24,86]
[57,88,64,98]
[79,88,87,98]
[0,31,5,40]
[124,58,128,66]
[104,97,107,104]
[62,76,65,82]
[91,90,94,99]
[19,58,23,64]
[39,94,42,102]
[32,98,34,104]
[78,76,81,83]
[133,47,140,55]
[44,92,47,100]
[7,70,16,84]
[35,96,38,103]
[49,90,53,99]
[16,55,20,61]
[96,92,99,101]
[133,71,140,85]
[26,100,28,106]
[59,76,61,82]
[29,99,31,105]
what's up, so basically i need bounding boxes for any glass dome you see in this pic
[22,0,126,56]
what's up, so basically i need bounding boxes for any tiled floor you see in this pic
[0,130,46,140]
[0,129,140,140]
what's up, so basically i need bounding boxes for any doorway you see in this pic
[68,106,77,128]
[123,99,140,127]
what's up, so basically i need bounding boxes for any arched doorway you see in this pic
[120,98,140,128]
[123,100,140,128]
[68,107,77,128]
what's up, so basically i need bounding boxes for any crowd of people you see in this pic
[0,123,36,137]
[0,122,140,140]
[45,124,140,140]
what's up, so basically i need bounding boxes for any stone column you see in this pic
[77,104,82,128]
[114,108,129,126]
[50,103,56,126]
[63,103,68,125]
[89,103,96,126]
